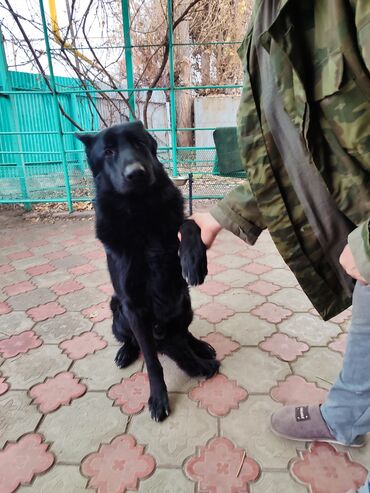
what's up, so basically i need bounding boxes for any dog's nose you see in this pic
[124,162,146,182]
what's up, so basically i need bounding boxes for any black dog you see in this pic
[76,121,220,421]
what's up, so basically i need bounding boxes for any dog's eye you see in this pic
[104,148,114,156]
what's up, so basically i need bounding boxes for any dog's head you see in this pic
[76,121,159,195]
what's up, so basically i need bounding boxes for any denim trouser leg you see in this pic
[321,282,370,445]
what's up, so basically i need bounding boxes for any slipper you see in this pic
[271,404,365,448]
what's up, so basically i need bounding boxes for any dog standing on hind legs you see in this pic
[76,121,220,421]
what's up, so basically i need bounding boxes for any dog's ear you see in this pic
[75,133,96,149]
[146,132,158,157]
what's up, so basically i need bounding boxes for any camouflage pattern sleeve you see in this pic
[348,220,370,283]
[210,182,265,245]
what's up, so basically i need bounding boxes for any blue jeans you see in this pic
[321,282,370,492]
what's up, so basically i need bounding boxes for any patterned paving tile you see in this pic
[329,309,352,325]
[201,332,240,360]
[252,472,307,492]
[185,436,260,492]
[196,279,230,296]
[0,302,11,315]
[221,347,290,393]
[290,442,368,493]
[247,279,281,296]
[270,375,328,406]
[1,345,70,390]
[29,372,87,413]
[59,331,107,360]
[196,302,235,324]
[26,301,65,322]
[0,433,54,493]
[0,375,9,396]
[108,372,149,414]
[50,279,84,296]
[292,348,343,388]
[59,288,107,312]
[71,346,142,390]
[242,262,272,275]
[0,311,35,338]
[26,263,55,277]
[268,288,313,312]
[17,465,87,492]
[328,333,347,355]
[129,394,216,466]
[216,312,277,345]
[278,313,341,346]
[213,268,258,288]
[3,281,35,297]
[261,267,300,287]
[0,392,41,447]
[217,289,265,312]
[33,312,92,343]
[213,254,250,269]
[81,434,155,493]
[8,288,56,311]
[139,469,194,493]
[207,262,227,276]
[221,396,299,468]
[39,393,128,463]
[189,289,213,310]
[251,302,292,324]
[259,332,309,362]
[188,374,248,417]
[0,331,42,359]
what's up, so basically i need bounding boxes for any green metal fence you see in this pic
[0,0,246,211]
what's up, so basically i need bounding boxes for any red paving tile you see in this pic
[185,437,260,492]
[51,279,84,296]
[270,375,328,406]
[27,301,65,322]
[0,331,42,358]
[0,376,9,396]
[259,332,309,362]
[0,434,54,493]
[26,263,55,276]
[0,264,15,274]
[0,302,12,315]
[201,332,240,360]
[108,372,150,414]
[68,263,96,276]
[242,262,272,275]
[247,279,281,296]
[97,282,114,296]
[44,250,68,261]
[196,302,235,324]
[3,280,35,297]
[8,250,33,261]
[189,374,248,416]
[29,372,87,413]
[290,442,367,493]
[197,279,230,296]
[82,301,111,322]
[59,331,107,360]
[328,333,348,355]
[81,435,155,493]
[251,302,292,324]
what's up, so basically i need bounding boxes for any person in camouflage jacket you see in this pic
[192,1,370,490]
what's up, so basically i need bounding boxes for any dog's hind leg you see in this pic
[110,296,140,368]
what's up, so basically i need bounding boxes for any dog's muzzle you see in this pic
[124,162,146,183]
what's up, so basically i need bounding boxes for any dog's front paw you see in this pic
[149,392,170,422]
[115,343,140,368]
[179,220,208,286]
[201,358,220,379]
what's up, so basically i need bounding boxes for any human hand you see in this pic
[339,244,368,284]
[189,212,222,249]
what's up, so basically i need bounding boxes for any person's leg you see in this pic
[321,282,370,444]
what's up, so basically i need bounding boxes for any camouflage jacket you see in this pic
[211,0,370,320]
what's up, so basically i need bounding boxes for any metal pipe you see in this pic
[121,0,136,120]
[39,0,73,212]
[167,0,177,176]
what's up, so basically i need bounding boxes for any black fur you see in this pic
[76,121,219,421]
